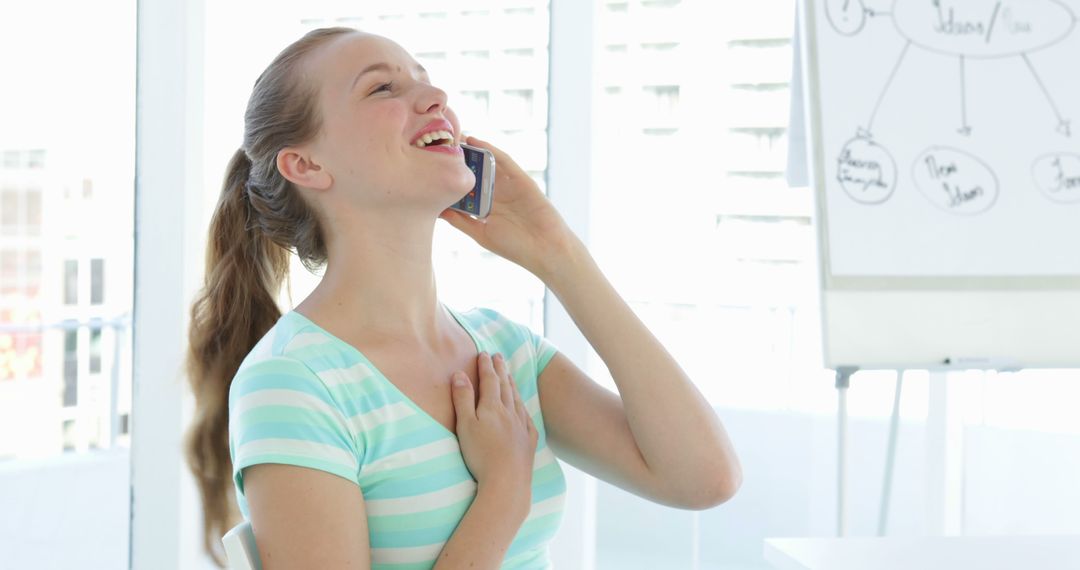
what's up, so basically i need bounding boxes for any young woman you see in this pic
[185,27,741,569]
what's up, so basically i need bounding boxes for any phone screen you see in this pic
[455,145,486,216]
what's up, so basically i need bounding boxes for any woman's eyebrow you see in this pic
[351,62,429,90]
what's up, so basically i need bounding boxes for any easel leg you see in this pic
[835,366,857,537]
[926,370,965,535]
[878,369,904,536]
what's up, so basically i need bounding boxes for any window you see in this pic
[62,419,77,452]
[64,260,78,305]
[641,0,681,8]
[91,259,105,305]
[461,49,490,60]
[502,89,534,120]
[0,250,17,294]
[63,327,78,407]
[1,190,17,234]
[0,1,135,565]
[642,84,679,124]
[641,41,678,52]
[26,188,41,235]
[503,47,534,58]
[27,150,45,169]
[415,51,447,62]
[25,250,42,294]
[90,326,102,374]
[457,90,491,123]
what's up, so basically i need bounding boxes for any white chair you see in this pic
[222,520,262,570]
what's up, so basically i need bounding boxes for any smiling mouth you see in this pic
[413,130,455,149]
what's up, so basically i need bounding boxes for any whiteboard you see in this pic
[798,0,1080,368]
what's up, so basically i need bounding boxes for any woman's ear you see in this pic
[276,147,333,190]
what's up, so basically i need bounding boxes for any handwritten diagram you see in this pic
[829,0,1080,214]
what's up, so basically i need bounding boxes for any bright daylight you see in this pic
[1,0,1079,569]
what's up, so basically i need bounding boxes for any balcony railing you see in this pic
[0,313,132,460]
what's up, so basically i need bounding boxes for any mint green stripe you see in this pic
[239,404,338,427]
[506,513,563,559]
[366,412,431,441]
[367,496,473,531]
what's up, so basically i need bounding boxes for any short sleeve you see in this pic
[228,357,361,497]
[529,327,559,375]
[484,308,559,375]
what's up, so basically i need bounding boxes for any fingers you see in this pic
[477,352,501,406]
[463,135,502,159]
[476,352,534,444]
[464,135,517,175]
[449,371,475,423]
[439,207,485,235]
[492,353,515,410]
[512,380,535,436]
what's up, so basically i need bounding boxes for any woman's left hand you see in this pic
[439,135,583,280]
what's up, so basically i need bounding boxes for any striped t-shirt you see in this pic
[228,305,567,569]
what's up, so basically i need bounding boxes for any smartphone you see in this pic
[451,143,496,219]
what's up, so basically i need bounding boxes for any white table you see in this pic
[764,536,1080,570]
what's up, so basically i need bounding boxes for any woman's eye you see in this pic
[373,82,393,94]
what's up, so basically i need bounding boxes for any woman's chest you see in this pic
[364,347,482,438]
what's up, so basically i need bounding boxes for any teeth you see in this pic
[415,130,454,148]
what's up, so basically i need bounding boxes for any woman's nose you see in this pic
[416,84,448,114]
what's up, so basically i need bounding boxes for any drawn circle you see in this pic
[825,0,868,36]
[890,0,1077,59]
[1032,153,1080,204]
[911,146,999,215]
[836,136,897,205]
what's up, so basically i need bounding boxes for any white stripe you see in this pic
[365,438,461,476]
[525,393,540,417]
[371,542,444,564]
[365,479,478,516]
[507,342,532,376]
[236,337,275,373]
[350,401,416,432]
[233,389,340,419]
[283,332,331,352]
[473,315,509,339]
[533,444,556,470]
[316,361,378,387]
[525,493,566,523]
[237,438,357,469]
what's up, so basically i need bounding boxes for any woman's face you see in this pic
[303,32,474,217]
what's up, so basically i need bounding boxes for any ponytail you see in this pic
[184,148,290,565]
[184,26,354,566]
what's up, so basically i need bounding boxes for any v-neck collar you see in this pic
[285,304,484,440]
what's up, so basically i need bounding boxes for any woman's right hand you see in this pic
[450,352,538,506]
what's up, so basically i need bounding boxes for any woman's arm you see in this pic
[245,464,529,570]
[433,479,530,569]
[439,135,741,509]
[245,463,372,569]
[537,241,742,508]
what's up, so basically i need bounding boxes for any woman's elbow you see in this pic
[677,462,743,510]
